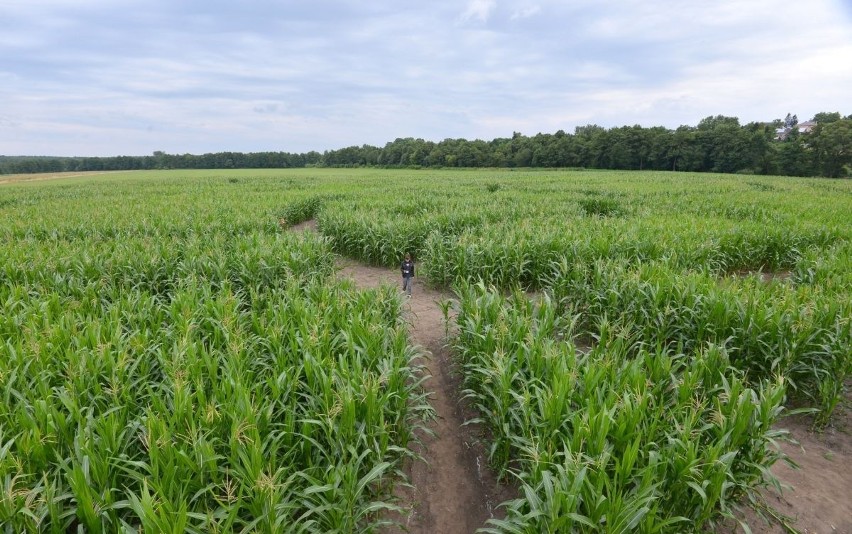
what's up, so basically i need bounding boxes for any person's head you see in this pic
[405,253,411,261]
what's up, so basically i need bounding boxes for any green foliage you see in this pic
[278,195,325,227]
[577,196,622,217]
[546,258,851,421]
[1,167,849,532]
[453,282,788,533]
[3,111,850,178]
[0,175,433,532]
[812,119,852,178]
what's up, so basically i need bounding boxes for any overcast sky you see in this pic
[2,0,851,156]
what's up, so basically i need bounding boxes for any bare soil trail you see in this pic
[292,220,515,533]
[722,395,852,534]
[0,170,123,185]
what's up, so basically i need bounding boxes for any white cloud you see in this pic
[0,0,850,156]
[460,0,496,23]
[510,4,541,20]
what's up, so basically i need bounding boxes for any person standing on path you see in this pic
[401,253,415,298]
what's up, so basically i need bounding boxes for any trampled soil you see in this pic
[336,258,516,533]
[291,219,851,534]
[292,219,515,533]
[721,395,852,534]
[0,170,122,185]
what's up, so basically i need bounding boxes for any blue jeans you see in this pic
[402,276,413,296]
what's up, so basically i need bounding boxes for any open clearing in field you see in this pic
[0,170,123,185]
[715,388,852,534]
[757,401,852,533]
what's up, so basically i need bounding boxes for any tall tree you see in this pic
[783,113,798,128]
[813,112,842,124]
[812,119,852,177]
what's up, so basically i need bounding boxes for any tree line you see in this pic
[2,112,850,177]
[0,150,321,175]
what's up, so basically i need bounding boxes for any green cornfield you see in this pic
[1,168,849,532]
[454,283,787,532]
[0,173,431,532]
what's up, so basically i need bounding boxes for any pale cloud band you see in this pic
[1,0,850,156]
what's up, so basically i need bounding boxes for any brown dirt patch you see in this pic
[727,269,794,283]
[289,219,318,233]
[0,170,123,185]
[722,391,852,534]
[336,259,516,533]
[292,220,515,533]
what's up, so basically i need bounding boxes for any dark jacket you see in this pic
[401,260,415,278]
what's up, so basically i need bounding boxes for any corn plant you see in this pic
[545,257,851,421]
[0,187,432,532]
[1,166,850,532]
[452,282,788,532]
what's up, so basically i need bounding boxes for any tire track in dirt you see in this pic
[292,220,515,534]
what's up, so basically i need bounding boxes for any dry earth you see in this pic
[337,258,517,533]
[292,219,851,534]
[0,170,122,185]
[720,396,852,534]
[293,220,516,533]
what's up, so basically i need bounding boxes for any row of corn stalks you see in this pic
[419,217,839,290]
[546,257,852,423]
[290,181,849,420]
[0,232,336,297]
[453,282,788,533]
[281,173,847,286]
[0,229,431,532]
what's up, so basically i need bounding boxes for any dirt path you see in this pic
[0,170,123,185]
[723,397,852,534]
[292,220,515,533]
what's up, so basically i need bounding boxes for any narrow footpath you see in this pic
[292,220,515,534]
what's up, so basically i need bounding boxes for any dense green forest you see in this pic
[3,112,850,177]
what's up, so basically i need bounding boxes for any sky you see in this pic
[1,0,851,157]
